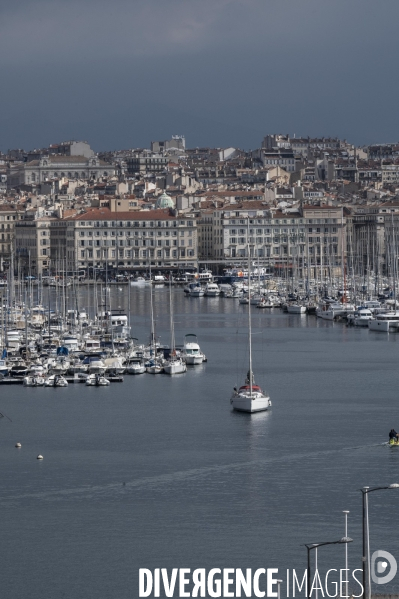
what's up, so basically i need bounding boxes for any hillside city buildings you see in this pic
[2,134,399,277]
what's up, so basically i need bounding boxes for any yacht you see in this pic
[86,357,106,374]
[182,334,205,365]
[189,285,205,297]
[316,301,355,320]
[204,283,220,297]
[126,359,146,374]
[347,308,373,326]
[368,311,399,332]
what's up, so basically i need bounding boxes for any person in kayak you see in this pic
[389,429,399,440]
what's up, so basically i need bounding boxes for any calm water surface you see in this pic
[1,286,399,598]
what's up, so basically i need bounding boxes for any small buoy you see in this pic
[15,443,21,448]
[37,455,43,460]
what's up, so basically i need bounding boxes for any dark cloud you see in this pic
[1,0,399,151]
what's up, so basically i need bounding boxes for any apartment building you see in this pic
[350,203,399,276]
[67,208,198,270]
[197,202,346,278]
[125,154,168,176]
[0,205,24,270]
[14,217,55,274]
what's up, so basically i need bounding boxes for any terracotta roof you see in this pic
[0,205,20,212]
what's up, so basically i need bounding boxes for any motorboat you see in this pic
[23,375,45,387]
[44,374,68,387]
[204,283,220,297]
[368,311,399,332]
[347,308,373,326]
[182,334,205,365]
[68,360,88,374]
[86,357,106,374]
[126,360,146,374]
[52,358,70,375]
[131,277,150,285]
[316,301,355,320]
[29,363,46,376]
[189,285,205,297]
[10,364,28,378]
[103,357,125,375]
[85,373,110,386]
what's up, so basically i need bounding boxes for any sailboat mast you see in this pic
[169,275,175,353]
[248,218,252,397]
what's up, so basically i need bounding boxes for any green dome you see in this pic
[156,192,174,209]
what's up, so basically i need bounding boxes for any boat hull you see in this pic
[287,305,306,314]
[184,355,204,365]
[231,393,271,413]
[163,362,187,375]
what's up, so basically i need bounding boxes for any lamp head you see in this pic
[389,483,399,488]
[340,537,353,543]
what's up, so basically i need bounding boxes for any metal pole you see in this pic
[344,510,350,598]
[365,491,371,599]
[307,546,311,598]
[362,489,368,599]
[315,547,318,599]
[277,580,283,599]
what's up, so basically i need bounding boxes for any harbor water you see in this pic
[1,286,399,598]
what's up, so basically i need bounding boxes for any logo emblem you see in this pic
[371,550,397,584]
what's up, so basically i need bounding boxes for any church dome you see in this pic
[155,191,174,209]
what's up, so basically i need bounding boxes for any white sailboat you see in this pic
[163,279,186,375]
[231,223,272,413]
[145,271,164,374]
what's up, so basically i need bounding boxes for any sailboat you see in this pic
[145,266,163,374]
[163,280,187,375]
[231,223,272,413]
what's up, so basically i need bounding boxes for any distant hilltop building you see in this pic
[26,141,94,162]
[8,155,112,188]
[262,134,347,156]
[151,135,186,154]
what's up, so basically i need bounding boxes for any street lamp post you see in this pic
[304,538,353,598]
[343,511,350,599]
[361,484,399,599]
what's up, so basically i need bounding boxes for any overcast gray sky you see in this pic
[1,0,398,152]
